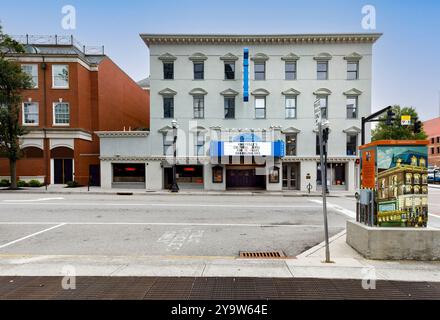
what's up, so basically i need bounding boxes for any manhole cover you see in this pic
[239,251,286,259]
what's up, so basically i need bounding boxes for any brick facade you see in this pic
[423,117,440,168]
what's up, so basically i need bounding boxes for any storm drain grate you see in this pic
[239,251,286,259]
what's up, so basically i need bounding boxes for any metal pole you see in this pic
[319,122,331,263]
[171,124,179,193]
[361,117,366,146]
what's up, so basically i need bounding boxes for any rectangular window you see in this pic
[347,62,359,80]
[432,138,435,144]
[224,97,235,119]
[23,102,39,125]
[431,148,435,155]
[193,96,204,119]
[346,96,358,119]
[163,97,174,118]
[254,62,265,80]
[52,64,69,88]
[437,137,440,143]
[163,133,173,156]
[21,64,38,88]
[285,96,297,119]
[318,96,328,119]
[224,62,235,80]
[316,135,321,155]
[285,133,297,156]
[255,97,266,119]
[195,132,205,157]
[317,61,328,80]
[53,102,70,125]
[163,62,174,80]
[194,63,204,80]
[347,133,358,156]
[285,62,297,80]
[438,147,440,154]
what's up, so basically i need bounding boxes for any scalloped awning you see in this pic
[189,88,208,95]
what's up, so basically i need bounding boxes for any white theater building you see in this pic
[98,33,381,192]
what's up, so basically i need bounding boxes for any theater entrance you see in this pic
[226,166,266,190]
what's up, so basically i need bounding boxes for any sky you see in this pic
[1,0,439,120]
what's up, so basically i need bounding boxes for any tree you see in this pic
[0,25,32,189]
[371,105,428,141]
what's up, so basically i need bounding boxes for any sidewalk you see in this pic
[0,185,355,198]
[1,230,438,282]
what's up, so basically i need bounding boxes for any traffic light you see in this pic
[323,128,330,143]
[386,109,395,125]
[414,118,422,134]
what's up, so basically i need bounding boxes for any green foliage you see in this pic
[17,180,29,188]
[371,105,428,141]
[0,24,32,189]
[0,179,10,187]
[66,181,81,188]
[28,180,43,188]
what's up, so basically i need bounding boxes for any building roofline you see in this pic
[140,33,382,47]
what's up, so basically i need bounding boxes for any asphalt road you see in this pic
[0,190,438,258]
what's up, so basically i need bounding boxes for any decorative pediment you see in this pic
[313,88,332,96]
[251,88,270,96]
[343,88,363,96]
[189,52,208,61]
[281,53,300,61]
[189,88,208,95]
[158,53,177,61]
[282,88,301,96]
[343,126,361,134]
[158,125,173,133]
[282,126,301,134]
[220,88,239,96]
[158,88,177,96]
[344,52,363,61]
[313,52,332,61]
[220,53,239,61]
[251,53,269,62]
[190,126,208,133]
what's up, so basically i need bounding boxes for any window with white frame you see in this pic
[317,96,328,119]
[53,102,70,125]
[52,65,69,88]
[346,96,358,119]
[23,102,39,125]
[255,97,266,119]
[317,61,328,80]
[163,132,174,156]
[285,62,297,80]
[347,133,358,156]
[285,96,297,119]
[193,96,204,119]
[194,132,205,156]
[347,62,359,80]
[21,64,38,88]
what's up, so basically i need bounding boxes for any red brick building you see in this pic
[0,35,149,186]
[423,117,440,168]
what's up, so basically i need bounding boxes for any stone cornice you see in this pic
[140,33,382,47]
[95,131,149,138]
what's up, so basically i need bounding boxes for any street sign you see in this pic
[401,115,412,126]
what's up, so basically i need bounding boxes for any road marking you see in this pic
[0,202,320,209]
[0,223,66,249]
[309,199,356,218]
[157,228,205,252]
[2,197,64,203]
[0,221,324,228]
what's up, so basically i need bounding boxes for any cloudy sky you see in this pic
[1,0,439,120]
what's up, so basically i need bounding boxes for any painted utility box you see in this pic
[358,140,429,227]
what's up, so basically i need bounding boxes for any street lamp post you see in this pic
[171,120,179,193]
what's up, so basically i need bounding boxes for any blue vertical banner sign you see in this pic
[243,48,249,102]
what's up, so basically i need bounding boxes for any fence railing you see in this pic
[10,34,104,55]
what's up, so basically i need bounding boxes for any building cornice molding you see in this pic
[282,88,301,96]
[313,52,333,61]
[189,88,208,95]
[158,88,178,96]
[313,88,332,96]
[220,88,239,96]
[95,131,150,138]
[140,33,382,47]
[158,52,177,61]
[344,52,363,61]
[281,127,301,134]
[22,129,92,141]
[251,53,269,62]
[343,126,361,134]
[343,88,363,96]
[251,88,270,96]
[188,52,208,61]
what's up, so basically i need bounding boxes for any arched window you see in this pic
[21,147,44,158]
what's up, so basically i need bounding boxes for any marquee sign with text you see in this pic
[223,142,272,156]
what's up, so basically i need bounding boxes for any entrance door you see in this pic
[226,168,265,189]
[89,164,100,186]
[54,159,73,184]
[282,163,299,190]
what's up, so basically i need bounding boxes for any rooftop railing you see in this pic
[11,34,104,55]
